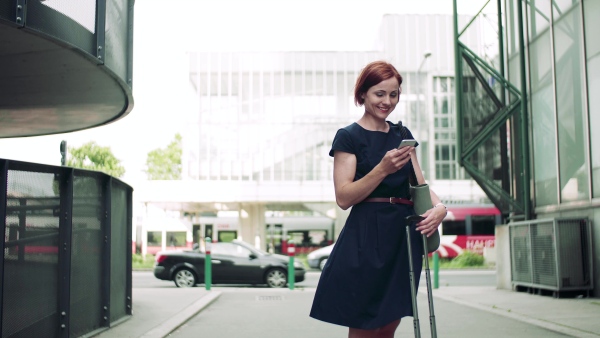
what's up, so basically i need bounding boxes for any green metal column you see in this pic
[498,0,510,200]
[205,237,212,290]
[453,0,463,166]
[288,243,295,290]
[452,0,528,218]
[516,0,532,220]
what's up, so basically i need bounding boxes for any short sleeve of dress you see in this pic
[328,128,354,157]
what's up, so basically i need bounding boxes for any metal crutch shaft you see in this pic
[406,224,421,338]
[422,234,438,338]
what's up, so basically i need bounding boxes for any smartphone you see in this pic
[398,139,417,149]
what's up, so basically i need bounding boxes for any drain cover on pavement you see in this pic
[256,295,284,301]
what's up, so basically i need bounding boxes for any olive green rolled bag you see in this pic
[409,183,440,253]
[400,121,441,254]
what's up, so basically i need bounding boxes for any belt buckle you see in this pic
[389,197,395,204]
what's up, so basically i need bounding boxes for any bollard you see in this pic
[288,243,295,290]
[205,237,212,291]
[433,251,439,289]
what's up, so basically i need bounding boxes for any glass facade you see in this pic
[528,1,558,206]
[185,51,385,182]
[183,14,488,203]
[433,76,464,180]
[507,0,595,206]
[583,0,600,197]
[186,54,464,182]
[453,0,600,296]
[554,2,588,202]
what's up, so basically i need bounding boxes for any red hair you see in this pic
[353,61,403,106]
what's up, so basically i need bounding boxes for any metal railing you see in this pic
[1,158,133,338]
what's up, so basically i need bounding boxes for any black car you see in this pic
[153,240,306,288]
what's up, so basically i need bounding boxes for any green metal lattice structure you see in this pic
[453,0,531,220]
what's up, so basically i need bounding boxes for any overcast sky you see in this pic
[0,0,488,185]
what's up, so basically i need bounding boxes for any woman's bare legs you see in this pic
[348,319,401,338]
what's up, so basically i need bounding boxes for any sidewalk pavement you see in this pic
[432,287,600,338]
[93,284,600,338]
[92,287,219,338]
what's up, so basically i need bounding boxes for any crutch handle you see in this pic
[405,215,425,225]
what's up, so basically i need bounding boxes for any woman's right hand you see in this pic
[333,146,414,210]
[378,146,414,175]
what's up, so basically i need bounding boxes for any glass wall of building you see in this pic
[527,0,558,206]
[583,0,600,197]
[185,50,447,184]
[185,51,384,182]
[183,14,488,204]
[553,1,588,202]
[432,76,472,180]
[506,0,594,207]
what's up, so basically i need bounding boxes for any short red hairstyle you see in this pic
[353,61,403,106]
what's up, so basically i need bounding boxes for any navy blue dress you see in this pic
[309,121,423,330]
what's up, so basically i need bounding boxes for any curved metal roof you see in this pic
[0,14,133,138]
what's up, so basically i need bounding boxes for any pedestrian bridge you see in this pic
[135,180,336,213]
[133,178,489,249]
[134,179,488,214]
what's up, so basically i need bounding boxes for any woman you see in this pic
[309,60,446,338]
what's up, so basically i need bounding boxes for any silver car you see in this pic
[307,244,334,270]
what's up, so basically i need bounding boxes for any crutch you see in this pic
[406,215,438,338]
[405,215,423,338]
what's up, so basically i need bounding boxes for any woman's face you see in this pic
[361,77,400,119]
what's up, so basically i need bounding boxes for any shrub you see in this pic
[132,253,155,269]
[449,250,485,268]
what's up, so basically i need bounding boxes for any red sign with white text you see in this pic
[436,235,495,258]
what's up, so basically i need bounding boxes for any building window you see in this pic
[166,231,186,247]
[147,231,162,247]
[435,144,456,179]
[433,76,464,180]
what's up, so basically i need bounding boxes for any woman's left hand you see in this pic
[415,205,447,237]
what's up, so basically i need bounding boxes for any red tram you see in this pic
[437,204,501,258]
[134,205,501,258]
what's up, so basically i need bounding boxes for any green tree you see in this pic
[67,141,125,178]
[145,133,182,180]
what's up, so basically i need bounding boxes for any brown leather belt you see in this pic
[363,197,414,206]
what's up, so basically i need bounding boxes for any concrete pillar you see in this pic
[465,215,472,235]
[239,203,266,250]
[495,224,512,290]
[141,228,147,256]
[141,203,148,256]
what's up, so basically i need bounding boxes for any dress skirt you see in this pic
[309,202,423,330]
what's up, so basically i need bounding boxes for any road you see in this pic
[133,269,496,289]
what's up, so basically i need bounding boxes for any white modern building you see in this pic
[136,14,491,253]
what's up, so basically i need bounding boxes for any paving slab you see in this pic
[93,279,600,338]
